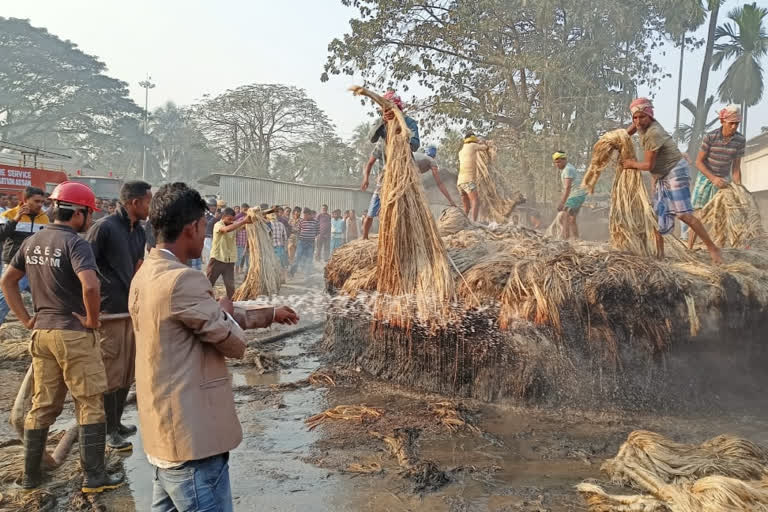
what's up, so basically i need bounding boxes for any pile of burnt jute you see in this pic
[322,207,768,407]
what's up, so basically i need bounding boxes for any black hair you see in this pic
[303,207,311,214]
[120,180,152,203]
[464,131,475,139]
[241,203,249,209]
[150,182,207,243]
[53,207,79,222]
[24,187,45,200]
[259,203,269,210]
[222,207,236,217]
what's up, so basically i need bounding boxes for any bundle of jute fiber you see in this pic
[475,140,525,223]
[583,129,690,260]
[349,86,455,329]
[577,429,768,512]
[232,207,282,301]
[602,430,768,486]
[694,183,768,250]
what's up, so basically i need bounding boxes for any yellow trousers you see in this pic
[25,329,107,430]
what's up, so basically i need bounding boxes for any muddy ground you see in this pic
[1,265,767,511]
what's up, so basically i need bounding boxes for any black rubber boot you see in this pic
[103,391,132,452]
[115,388,137,437]
[22,428,49,490]
[79,424,125,493]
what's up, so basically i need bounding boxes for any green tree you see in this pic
[148,102,224,183]
[712,2,768,134]
[193,84,336,177]
[0,17,141,168]
[674,96,719,143]
[687,0,726,157]
[323,0,674,202]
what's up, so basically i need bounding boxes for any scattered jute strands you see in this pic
[232,207,282,301]
[349,86,455,331]
[305,405,383,431]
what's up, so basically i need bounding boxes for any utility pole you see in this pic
[139,76,156,180]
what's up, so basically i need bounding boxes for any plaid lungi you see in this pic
[653,158,693,235]
[691,172,720,210]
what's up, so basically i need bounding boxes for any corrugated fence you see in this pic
[219,175,373,214]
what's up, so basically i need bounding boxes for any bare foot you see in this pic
[709,247,724,265]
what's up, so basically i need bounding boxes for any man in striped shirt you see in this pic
[685,105,746,246]
[289,208,318,277]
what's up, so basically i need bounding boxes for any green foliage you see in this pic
[0,17,142,170]
[193,84,337,177]
[713,2,768,107]
[675,96,719,143]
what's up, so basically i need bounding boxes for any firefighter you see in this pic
[0,182,124,493]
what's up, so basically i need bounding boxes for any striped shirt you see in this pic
[270,219,287,247]
[298,218,319,241]
[700,129,746,180]
[235,214,248,247]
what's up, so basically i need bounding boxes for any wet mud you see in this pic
[1,272,767,511]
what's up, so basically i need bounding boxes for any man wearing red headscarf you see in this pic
[622,98,722,264]
[684,105,747,247]
[360,90,420,239]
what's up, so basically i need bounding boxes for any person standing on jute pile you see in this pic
[457,132,488,222]
[130,182,299,511]
[683,104,746,247]
[85,180,152,453]
[207,207,251,300]
[622,98,723,264]
[0,187,48,327]
[553,151,588,239]
[361,90,420,240]
[0,182,124,493]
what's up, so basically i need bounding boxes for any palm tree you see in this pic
[688,0,726,158]
[675,96,719,144]
[661,0,707,134]
[712,2,768,134]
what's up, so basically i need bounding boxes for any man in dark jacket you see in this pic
[0,187,48,325]
[85,181,152,452]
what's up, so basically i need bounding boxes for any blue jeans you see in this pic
[151,453,232,512]
[274,246,287,268]
[290,239,315,275]
[0,274,30,325]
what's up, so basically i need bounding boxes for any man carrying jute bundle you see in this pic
[0,182,124,493]
[457,132,489,222]
[683,104,746,248]
[360,90,420,239]
[85,180,152,453]
[622,98,723,264]
[207,207,251,299]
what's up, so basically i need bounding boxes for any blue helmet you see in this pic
[426,146,437,158]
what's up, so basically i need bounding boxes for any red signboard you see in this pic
[0,164,68,198]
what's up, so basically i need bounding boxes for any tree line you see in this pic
[0,17,370,186]
[323,0,767,202]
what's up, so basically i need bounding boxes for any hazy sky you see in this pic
[5,0,767,145]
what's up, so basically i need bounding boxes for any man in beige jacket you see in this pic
[130,182,298,512]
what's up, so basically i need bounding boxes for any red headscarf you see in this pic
[383,90,403,110]
[719,104,742,123]
[629,97,655,119]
